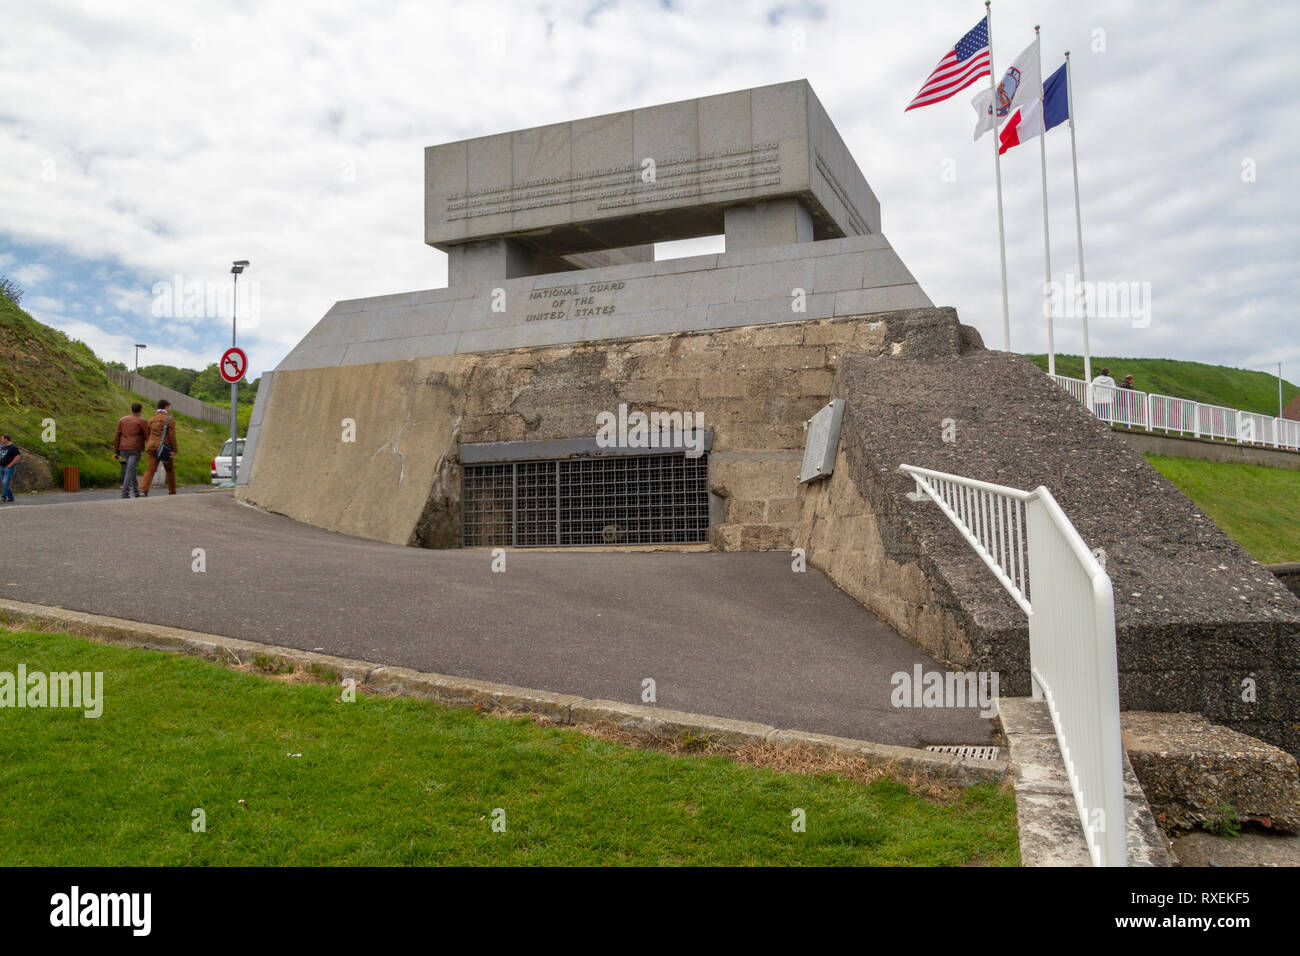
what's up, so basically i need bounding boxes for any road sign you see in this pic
[220,346,247,384]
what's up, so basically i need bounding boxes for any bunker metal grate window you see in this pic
[462,453,709,547]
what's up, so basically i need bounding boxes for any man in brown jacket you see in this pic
[113,402,150,499]
[140,400,179,496]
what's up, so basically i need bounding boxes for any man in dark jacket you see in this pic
[113,402,150,499]
[140,400,179,496]
[0,434,20,503]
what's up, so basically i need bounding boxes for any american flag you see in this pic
[905,17,991,112]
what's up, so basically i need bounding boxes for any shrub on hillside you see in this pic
[138,363,199,395]
[0,275,23,306]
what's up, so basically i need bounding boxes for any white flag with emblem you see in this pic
[972,37,1041,140]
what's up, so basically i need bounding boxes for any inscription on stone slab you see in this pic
[800,398,846,484]
[447,144,781,222]
[525,281,625,323]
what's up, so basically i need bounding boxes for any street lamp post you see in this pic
[1257,363,1286,419]
[134,343,147,371]
[230,260,249,484]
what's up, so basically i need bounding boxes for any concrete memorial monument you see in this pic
[240,81,1300,760]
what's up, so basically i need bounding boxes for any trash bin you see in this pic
[62,466,79,493]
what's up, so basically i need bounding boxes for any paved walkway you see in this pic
[2,485,205,507]
[0,493,994,747]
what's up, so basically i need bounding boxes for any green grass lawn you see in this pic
[0,629,1017,866]
[1146,455,1300,563]
[1027,353,1298,418]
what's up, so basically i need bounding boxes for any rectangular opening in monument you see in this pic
[461,453,709,547]
[654,235,725,261]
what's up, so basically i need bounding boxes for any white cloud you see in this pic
[28,310,214,373]
[11,263,54,286]
[0,0,1296,379]
[28,295,65,313]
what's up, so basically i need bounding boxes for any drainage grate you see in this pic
[462,452,709,547]
[925,745,1002,762]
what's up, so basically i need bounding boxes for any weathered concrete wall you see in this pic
[242,357,463,545]
[795,441,1017,687]
[1115,428,1300,471]
[240,308,967,549]
[797,350,1300,757]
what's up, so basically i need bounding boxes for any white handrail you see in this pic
[900,465,1033,615]
[900,463,1127,867]
[1051,373,1299,451]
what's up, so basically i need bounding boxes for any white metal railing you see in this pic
[1054,375,1089,408]
[1051,374,1300,451]
[900,464,1126,867]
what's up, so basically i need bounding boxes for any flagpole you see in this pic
[1035,26,1054,376]
[1065,49,1092,401]
[987,1,1011,351]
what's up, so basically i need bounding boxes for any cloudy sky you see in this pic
[1,0,1295,381]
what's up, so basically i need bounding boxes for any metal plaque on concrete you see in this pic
[799,398,845,483]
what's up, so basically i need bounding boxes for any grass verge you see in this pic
[1146,455,1300,563]
[0,628,1018,866]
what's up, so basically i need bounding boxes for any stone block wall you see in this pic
[241,307,967,551]
[794,442,1013,684]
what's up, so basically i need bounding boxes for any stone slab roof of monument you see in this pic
[424,79,881,256]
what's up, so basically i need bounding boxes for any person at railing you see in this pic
[1117,374,1137,426]
[1090,367,1117,422]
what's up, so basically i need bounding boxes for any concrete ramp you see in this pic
[796,349,1300,757]
[0,493,994,748]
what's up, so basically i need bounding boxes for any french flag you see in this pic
[999,62,1070,154]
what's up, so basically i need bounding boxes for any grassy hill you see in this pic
[1026,354,1299,418]
[1146,455,1300,563]
[0,296,232,488]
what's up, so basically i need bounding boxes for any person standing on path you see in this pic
[140,400,178,496]
[0,434,20,503]
[113,402,149,499]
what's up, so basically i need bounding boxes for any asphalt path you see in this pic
[4,485,206,507]
[0,493,994,746]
